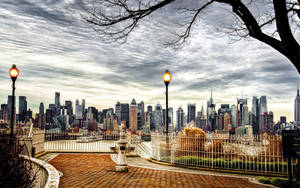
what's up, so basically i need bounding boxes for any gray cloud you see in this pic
[0,0,299,121]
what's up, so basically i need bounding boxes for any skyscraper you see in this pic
[259,111,274,134]
[252,96,259,134]
[147,105,153,114]
[0,104,9,121]
[168,107,173,128]
[151,103,163,131]
[55,92,61,116]
[120,103,129,128]
[259,96,268,115]
[115,102,121,124]
[39,102,46,129]
[138,101,145,128]
[207,89,216,131]
[75,99,83,120]
[295,83,300,123]
[65,100,73,116]
[55,92,60,107]
[176,106,184,131]
[146,105,153,125]
[187,103,196,123]
[129,98,138,130]
[231,104,237,128]
[237,98,247,126]
[18,96,27,122]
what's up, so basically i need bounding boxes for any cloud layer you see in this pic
[0,0,299,121]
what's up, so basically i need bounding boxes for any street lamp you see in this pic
[162,69,171,135]
[9,64,19,138]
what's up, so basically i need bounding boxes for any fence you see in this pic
[44,131,146,153]
[151,134,296,175]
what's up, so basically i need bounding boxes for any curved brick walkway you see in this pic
[49,154,269,188]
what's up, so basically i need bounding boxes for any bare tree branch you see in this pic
[82,0,300,72]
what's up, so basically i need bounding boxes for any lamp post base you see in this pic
[115,164,128,172]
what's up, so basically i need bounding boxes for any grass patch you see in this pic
[258,177,300,188]
[157,155,294,173]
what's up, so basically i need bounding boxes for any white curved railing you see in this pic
[22,155,59,188]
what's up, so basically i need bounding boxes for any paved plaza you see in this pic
[48,154,270,188]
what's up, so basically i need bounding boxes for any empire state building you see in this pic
[295,83,300,123]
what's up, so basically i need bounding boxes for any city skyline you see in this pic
[0,90,298,123]
[0,1,299,122]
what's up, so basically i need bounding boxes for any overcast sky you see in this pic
[0,0,299,122]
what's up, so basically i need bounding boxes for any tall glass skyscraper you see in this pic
[259,96,268,115]
[151,103,163,131]
[176,106,184,131]
[187,103,196,123]
[55,92,60,107]
[18,96,27,122]
[252,96,259,134]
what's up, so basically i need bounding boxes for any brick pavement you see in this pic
[49,154,269,188]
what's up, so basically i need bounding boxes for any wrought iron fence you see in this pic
[151,134,296,175]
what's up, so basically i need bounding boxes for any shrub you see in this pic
[206,139,224,153]
[177,127,206,155]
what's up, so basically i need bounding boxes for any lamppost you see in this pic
[162,70,171,135]
[9,64,19,138]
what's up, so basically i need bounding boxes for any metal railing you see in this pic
[151,134,295,175]
[44,131,143,153]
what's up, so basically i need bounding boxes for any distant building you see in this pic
[151,103,163,131]
[223,112,231,130]
[55,92,60,107]
[295,83,300,123]
[146,105,152,126]
[259,111,274,134]
[129,98,138,131]
[237,98,247,127]
[187,103,196,123]
[207,89,216,131]
[65,100,73,116]
[54,92,61,116]
[138,101,145,128]
[0,104,9,121]
[38,102,46,129]
[18,96,27,122]
[168,107,173,128]
[120,103,129,128]
[115,102,121,125]
[231,104,237,128]
[259,96,268,115]
[176,106,184,132]
[280,116,287,124]
[252,96,259,134]
[75,99,83,120]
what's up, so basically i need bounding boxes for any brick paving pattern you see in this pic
[49,154,268,188]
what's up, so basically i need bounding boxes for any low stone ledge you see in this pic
[23,155,60,188]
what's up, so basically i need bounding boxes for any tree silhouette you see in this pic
[83,0,300,73]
